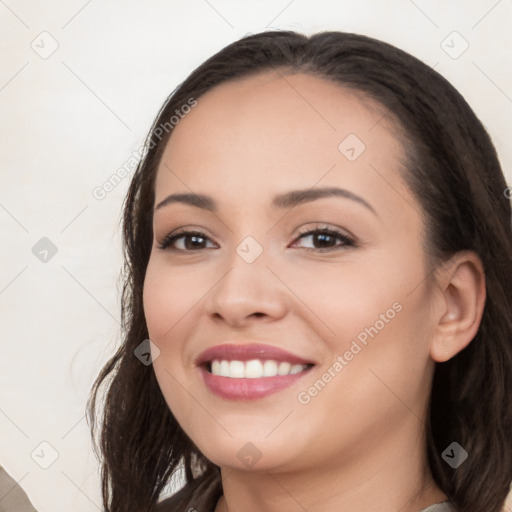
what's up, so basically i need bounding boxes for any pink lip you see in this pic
[195,343,315,366]
[200,367,313,400]
[195,343,315,401]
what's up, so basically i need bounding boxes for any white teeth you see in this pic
[277,361,291,375]
[229,360,245,378]
[290,364,304,374]
[245,359,263,378]
[209,359,309,378]
[219,360,230,377]
[262,360,278,377]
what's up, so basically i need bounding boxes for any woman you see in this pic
[87,30,512,512]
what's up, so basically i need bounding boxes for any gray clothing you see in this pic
[419,502,455,512]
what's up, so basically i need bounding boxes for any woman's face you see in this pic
[143,71,438,472]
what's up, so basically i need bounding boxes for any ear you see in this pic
[429,251,486,363]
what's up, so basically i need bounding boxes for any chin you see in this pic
[189,428,309,473]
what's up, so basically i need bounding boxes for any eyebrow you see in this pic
[154,187,377,217]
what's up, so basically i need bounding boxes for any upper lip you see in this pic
[195,343,316,366]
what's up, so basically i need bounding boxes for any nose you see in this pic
[206,250,288,328]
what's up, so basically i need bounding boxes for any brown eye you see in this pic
[157,226,355,253]
[292,227,355,252]
[157,230,215,251]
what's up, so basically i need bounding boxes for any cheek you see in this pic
[143,262,197,421]
[274,250,409,343]
[303,246,432,382]
[142,259,199,342]
[142,259,207,399]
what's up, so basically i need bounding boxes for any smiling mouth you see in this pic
[205,359,315,378]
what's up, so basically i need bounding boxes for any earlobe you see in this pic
[429,251,486,363]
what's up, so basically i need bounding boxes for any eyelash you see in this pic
[156,224,356,253]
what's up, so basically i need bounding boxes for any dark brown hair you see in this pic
[87,30,512,512]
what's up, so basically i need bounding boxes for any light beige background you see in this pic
[1,0,511,510]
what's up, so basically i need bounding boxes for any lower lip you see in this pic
[199,366,313,400]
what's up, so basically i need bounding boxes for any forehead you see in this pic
[155,70,409,213]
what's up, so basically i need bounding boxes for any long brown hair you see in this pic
[87,30,512,512]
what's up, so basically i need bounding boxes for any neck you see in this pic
[214,417,447,512]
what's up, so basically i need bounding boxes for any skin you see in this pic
[142,70,486,512]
